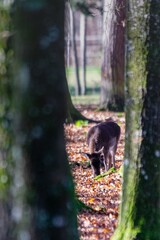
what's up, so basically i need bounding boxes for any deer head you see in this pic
[84,147,104,177]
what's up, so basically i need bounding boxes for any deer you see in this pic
[85,118,121,177]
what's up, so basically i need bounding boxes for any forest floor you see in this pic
[65,105,125,240]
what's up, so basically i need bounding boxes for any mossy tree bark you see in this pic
[100,0,125,111]
[112,1,160,239]
[12,1,79,239]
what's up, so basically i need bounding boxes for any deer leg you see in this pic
[103,155,108,172]
[112,154,115,169]
[108,152,112,170]
[112,145,117,169]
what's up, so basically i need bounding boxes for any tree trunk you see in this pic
[80,13,87,95]
[100,0,125,111]
[0,5,13,240]
[112,1,160,239]
[65,1,71,67]
[12,1,79,239]
[70,6,81,96]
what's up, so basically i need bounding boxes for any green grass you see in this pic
[72,95,100,105]
[66,66,101,95]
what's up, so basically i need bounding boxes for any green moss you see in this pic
[72,94,100,105]
[112,1,153,240]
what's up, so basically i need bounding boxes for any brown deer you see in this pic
[85,119,121,177]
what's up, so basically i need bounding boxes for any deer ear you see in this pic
[96,146,104,154]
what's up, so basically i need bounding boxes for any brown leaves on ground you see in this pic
[65,105,125,240]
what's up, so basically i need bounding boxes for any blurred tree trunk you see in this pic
[0,5,13,240]
[112,1,160,239]
[70,6,81,96]
[100,0,125,111]
[80,13,87,95]
[12,0,79,239]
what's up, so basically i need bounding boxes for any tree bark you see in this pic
[12,1,79,239]
[112,1,160,239]
[100,0,125,111]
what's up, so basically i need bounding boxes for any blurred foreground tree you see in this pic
[100,0,125,111]
[0,4,13,239]
[11,0,79,239]
[112,1,160,239]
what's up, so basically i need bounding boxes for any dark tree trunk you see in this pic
[12,1,79,239]
[112,1,160,239]
[0,5,13,240]
[100,0,125,111]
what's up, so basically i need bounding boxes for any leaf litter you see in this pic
[65,105,125,240]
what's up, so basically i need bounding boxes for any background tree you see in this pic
[100,0,125,111]
[65,1,71,67]
[112,1,160,239]
[67,0,103,97]
[70,4,81,96]
[80,12,87,95]
[11,0,79,239]
[66,2,87,96]
[65,1,102,122]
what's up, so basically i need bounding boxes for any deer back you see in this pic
[87,121,120,153]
